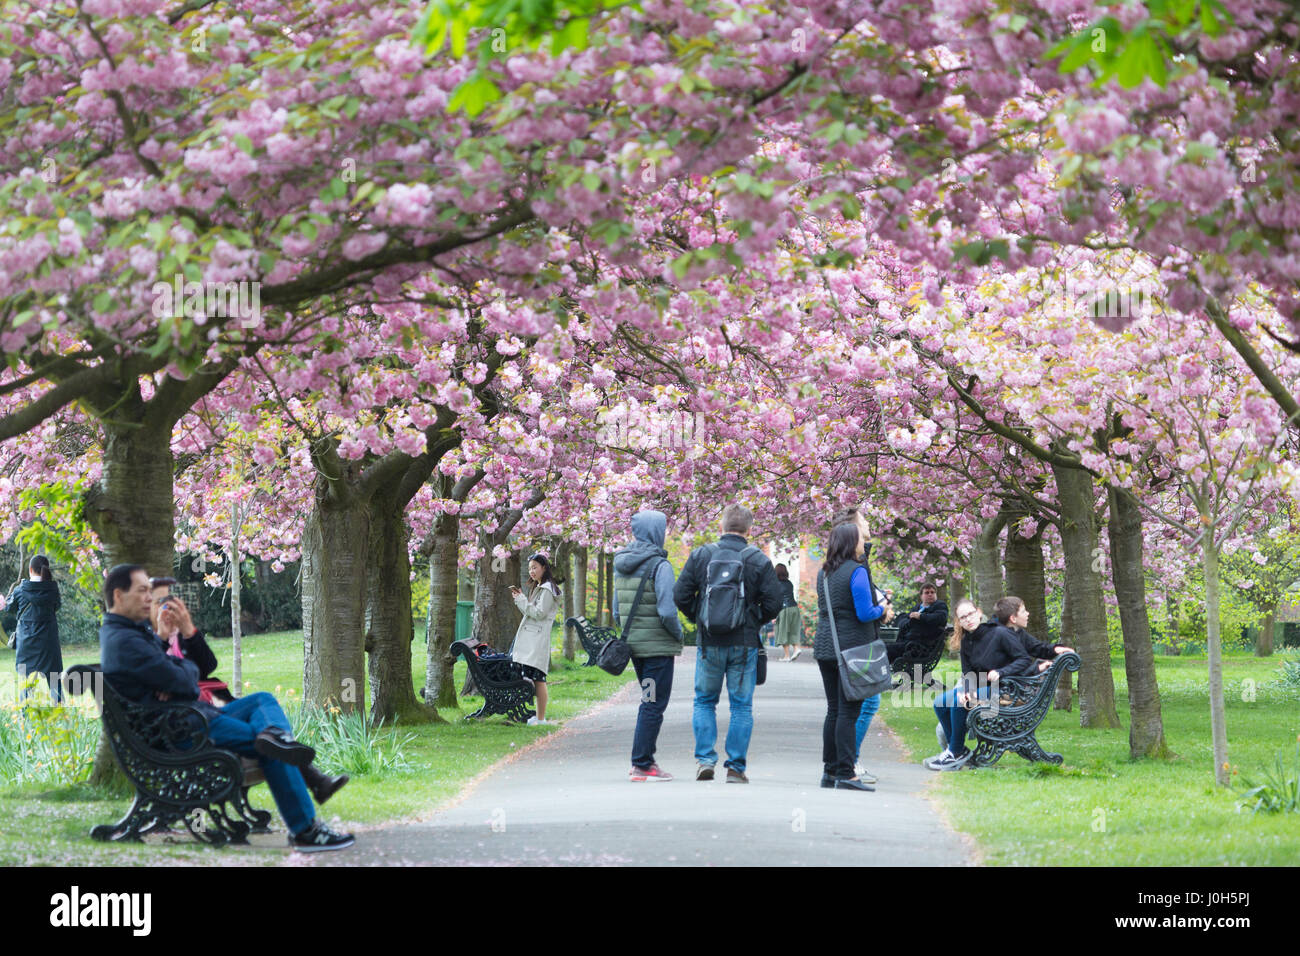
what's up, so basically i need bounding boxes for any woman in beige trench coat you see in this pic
[510,553,562,725]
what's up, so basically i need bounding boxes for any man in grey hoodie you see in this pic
[612,510,684,782]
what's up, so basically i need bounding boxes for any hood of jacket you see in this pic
[614,510,669,576]
[17,579,60,607]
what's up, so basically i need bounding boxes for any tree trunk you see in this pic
[1055,572,1073,710]
[595,550,604,624]
[424,511,462,709]
[1004,523,1048,645]
[1257,602,1277,657]
[1202,540,1230,786]
[464,542,522,697]
[1051,460,1121,728]
[604,553,614,625]
[559,541,577,660]
[575,545,589,620]
[972,512,1007,617]
[228,522,243,700]
[366,494,429,723]
[948,568,968,607]
[1107,487,1168,758]
[83,423,176,576]
[84,421,177,788]
[302,480,370,714]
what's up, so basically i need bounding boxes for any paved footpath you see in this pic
[300,649,976,866]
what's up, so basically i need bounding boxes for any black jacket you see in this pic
[9,579,62,676]
[99,613,202,704]
[897,600,948,647]
[959,622,1038,681]
[673,533,783,647]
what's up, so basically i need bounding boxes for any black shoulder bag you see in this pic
[597,560,661,676]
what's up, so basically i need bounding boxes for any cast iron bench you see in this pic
[966,652,1081,767]
[450,639,537,723]
[884,625,950,689]
[566,616,615,667]
[65,663,273,846]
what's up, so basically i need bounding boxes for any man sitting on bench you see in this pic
[99,564,354,853]
[887,583,948,663]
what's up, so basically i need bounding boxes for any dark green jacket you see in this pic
[612,510,683,659]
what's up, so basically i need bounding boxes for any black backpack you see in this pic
[698,544,758,638]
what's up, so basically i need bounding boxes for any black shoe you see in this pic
[254,729,315,768]
[301,764,350,805]
[820,774,834,789]
[726,768,749,784]
[834,777,875,792]
[289,819,355,852]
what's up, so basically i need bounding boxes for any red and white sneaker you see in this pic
[629,764,674,782]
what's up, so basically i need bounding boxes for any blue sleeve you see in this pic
[611,586,619,623]
[655,561,683,639]
[850,567,885,623]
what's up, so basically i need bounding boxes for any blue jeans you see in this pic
[206,692,315,835]
[934,685,991,757]
[631,656,674,769]
[853,693,881,761]
[693,646,757,772]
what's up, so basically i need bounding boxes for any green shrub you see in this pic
[288,704,415,776]
[1275,656,1300,689]
[0,680,99,787]
[1235,740,1300,815]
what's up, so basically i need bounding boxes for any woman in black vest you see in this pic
[8,555,63,701]
[814,522,886,791]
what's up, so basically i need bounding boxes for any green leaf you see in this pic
[233,133,254,155]
[580,172,602,192]
[92,292,112,313]
[447,74,502,116]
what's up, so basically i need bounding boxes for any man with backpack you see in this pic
[674,504,784,783]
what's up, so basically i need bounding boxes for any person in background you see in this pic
[509,553,561,726]
[774,564,802,662]
[150,576,349,803]
[149,577,233,706]
[888,583,948,663]
[8,556,63,701]
[814,520,885,791]
[612,510,683,782]
[834,507,883,785]
[674,503,784,784]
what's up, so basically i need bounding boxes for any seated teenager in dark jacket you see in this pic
[99,563,353,852]
[887,583,948,663]
[924,595,1070,772]
[148,577,234,705]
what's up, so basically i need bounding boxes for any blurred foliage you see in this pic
[174,555,302,638]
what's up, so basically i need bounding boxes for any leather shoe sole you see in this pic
[311,773,350,805]
[254,731,315,768]
[834,778,876,792]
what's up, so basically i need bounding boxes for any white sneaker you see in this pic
[853,762,878,785]
[935,722,948,749]
[527,716,553,726]
[790,648,802,661]
[932,750,972,772]
[924,748,952,770]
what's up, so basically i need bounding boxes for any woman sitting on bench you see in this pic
[925,596,1072,771]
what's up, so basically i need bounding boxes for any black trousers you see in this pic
[818,658,864,778]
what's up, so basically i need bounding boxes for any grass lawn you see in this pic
[877,650,1300,865]
[0,624,632,866]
